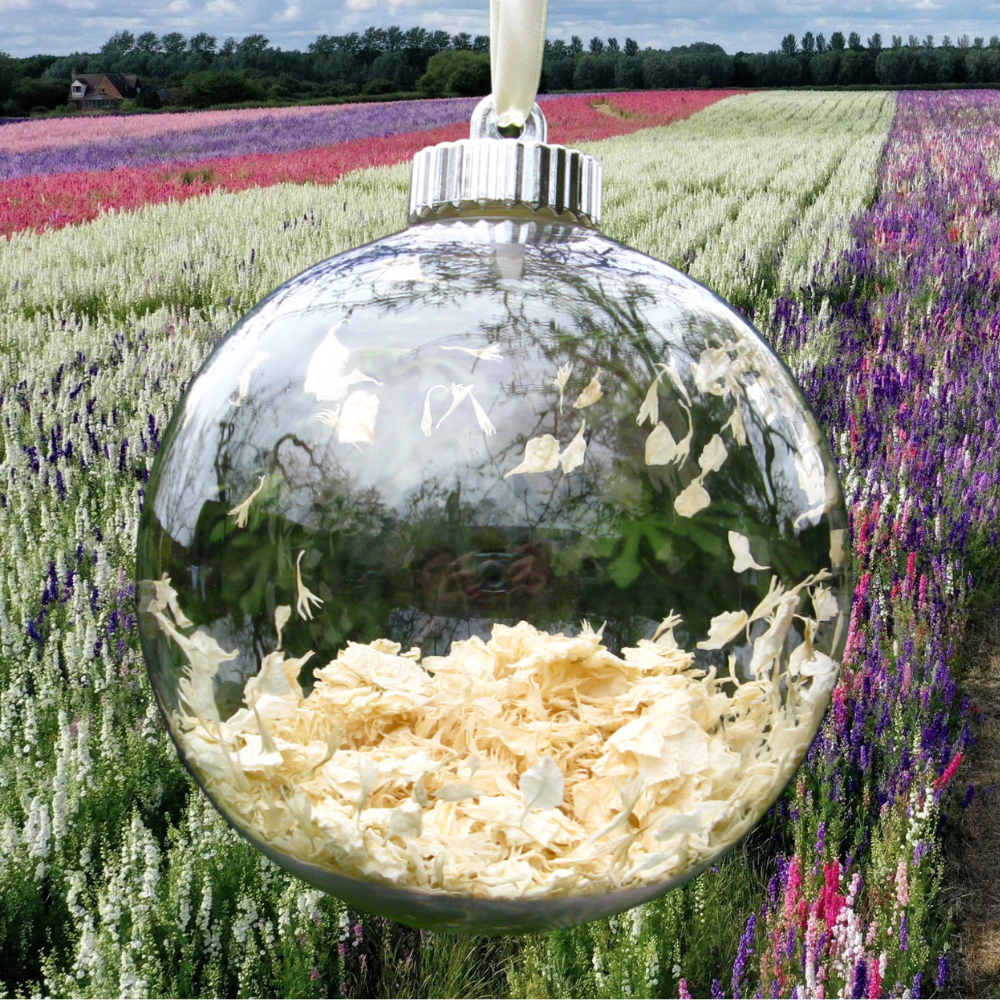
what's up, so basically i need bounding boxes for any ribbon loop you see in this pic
[490,0,549,129]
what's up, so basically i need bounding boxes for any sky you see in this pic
[0,0,997,59]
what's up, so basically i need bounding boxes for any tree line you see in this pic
[3,24,1000,116]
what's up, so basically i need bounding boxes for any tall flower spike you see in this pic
[228,473,266,528]
[295,550,324,621]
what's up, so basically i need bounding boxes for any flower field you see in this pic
[0,89,997,998]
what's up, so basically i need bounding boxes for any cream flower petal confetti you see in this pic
[663,357,692,407]
[698,434,728,475]
[158,553,839,901]
[829,528,847,566]
[440,344,504,362]
[232,351,270,407]
[434,383,473,429]
[467,389,497,437]
[812,585,839,623]
[636,370,665,427]
[728,531,769,573]
[552,363,574,414]
[294,550,324,621]
[559,419,587,474]
[337,389,379,447]
[274,605,291,649]
[228,473,267,528]
[697,610,749,650]
[723,404,747,446]
[151,574,194,627]
[304,325,350,401]
[573,369,603,409]
[519,757,565,815]
[503,435,561,478]
[748,595,800,680]
[645,421,677,466]
[674,479,711,518]
[435,783,482,802]
[421,384,450,437]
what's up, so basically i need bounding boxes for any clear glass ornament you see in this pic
[137,100,851,933]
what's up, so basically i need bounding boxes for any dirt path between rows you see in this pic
[953,615,1000,996]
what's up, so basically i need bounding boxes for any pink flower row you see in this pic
[1,91,741,240]
[1,102,354,153]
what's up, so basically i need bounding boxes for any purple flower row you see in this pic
[747,90,1000,997]
[0,97,481,181]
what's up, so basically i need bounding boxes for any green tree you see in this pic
[815,33,827,52]
[588,36,605,54]
[0,50,22,103]
[574,52,614,88]
[428,30,451,51]
[743,52,801,85]
[967,48,1000,81]
[800,32,816,55]
[606,37,620,53]
[385,25,405,51]
[175,69,264,107]
[867,33,883,53]
[451,32,472,50]
[569,35,583,56]
[135,32,162,54]
[614,55,643,88]
[624,37,639,57]
[838,48,875,83]
[188,33,218,55]
[780,33,796,56]
[810,51,841,85]
[101,30,135,58]
[416,49,489,96]
[847,31,863,50]
[161,32,186,55]
[368,50,418,90]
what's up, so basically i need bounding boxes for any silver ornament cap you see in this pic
[408,96,603,226]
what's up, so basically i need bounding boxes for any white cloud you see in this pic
[345,0,377,11]
[167,0,190,11]
[275,4,301,21]
[0,0,32,11]
[204,0,241,14]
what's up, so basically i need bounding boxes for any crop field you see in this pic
[0,88,998,998]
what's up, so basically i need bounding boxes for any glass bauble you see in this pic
[137,205,851,933]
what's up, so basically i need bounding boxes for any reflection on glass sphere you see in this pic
[136,214,851,933]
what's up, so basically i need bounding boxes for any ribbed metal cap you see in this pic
[407,97,602,226]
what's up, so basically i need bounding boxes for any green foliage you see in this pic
[173,70,265,108]
[740,53,802,87]
[573,53,615,90]
[416,50,489,98]
[642,48,734,88]
[0,50,21,96]
[876,47,956,84]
